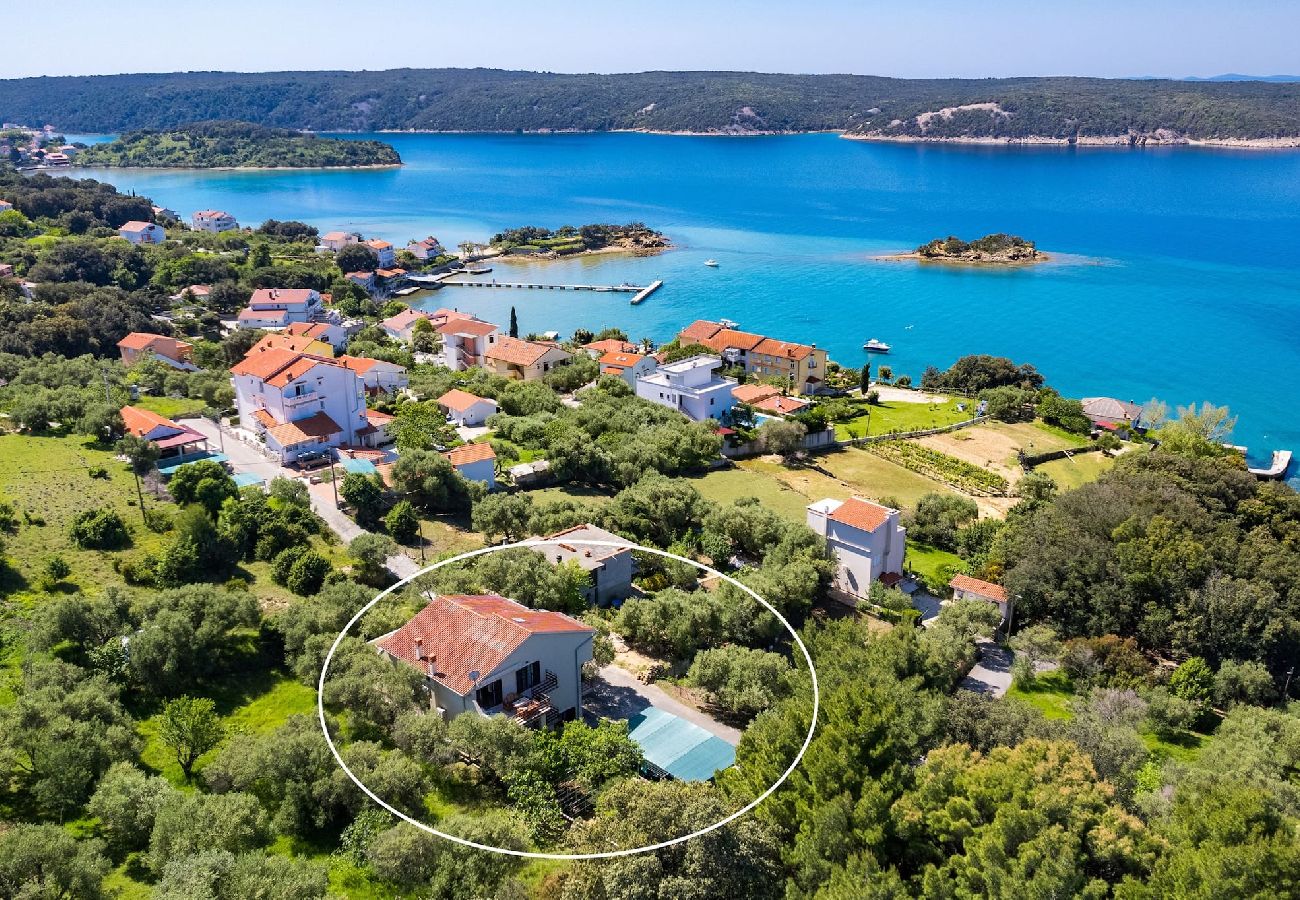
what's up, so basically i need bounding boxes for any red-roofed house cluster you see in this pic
[678,319,828,396]
[373,593,595,726]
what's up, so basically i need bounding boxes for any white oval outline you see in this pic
[318,538,820,860]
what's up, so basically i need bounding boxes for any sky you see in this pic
[3,0,1298,80]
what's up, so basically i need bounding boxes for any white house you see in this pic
[338,355,408,394]
[406,236,444,260]
[118,221,166,245]
[444,442,496,489]
[635,355,736,422]
[381,307,438,343]
[437,389,498,427]
[598,350,658,389]
[363,239,396,268]
[191,209,238,233]
[541,524,635,607]
[373,593,595,726]
[0,199,14,212]
[949,574,1012,626]
[484,337,571,382]
[441,317,503,371]
[230,346,368,463]
[120,405,207,459]
[236,288,324,330]
[319,230,362,252]
[806,496,906,601]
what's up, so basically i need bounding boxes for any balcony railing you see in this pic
[283,390,318,407]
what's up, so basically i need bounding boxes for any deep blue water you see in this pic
[67,132,1300,467]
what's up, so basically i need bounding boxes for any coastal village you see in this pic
[2,123,1299,897]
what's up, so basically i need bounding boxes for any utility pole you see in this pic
[328,451,340,509]
[100,366,112,403]
[1285,666,1295,699]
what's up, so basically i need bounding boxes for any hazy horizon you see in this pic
[3,0,1297,82]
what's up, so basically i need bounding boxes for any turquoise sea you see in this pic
[68,132,1300,471]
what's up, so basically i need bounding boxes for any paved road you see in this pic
[960,639,1013,697]
[584,664,742,745]
[183,418,422,581]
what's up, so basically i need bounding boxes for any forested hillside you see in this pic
[73,121,401,168]
[3,68,1300,140]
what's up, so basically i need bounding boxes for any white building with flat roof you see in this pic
[635,355,736,422]
[806,496,906,601]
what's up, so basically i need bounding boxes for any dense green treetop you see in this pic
[73,121,401,168]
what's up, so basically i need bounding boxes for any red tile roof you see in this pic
[285,322,332,339]
[679,320,724,344]
[375,593,593,695]
[437,389,491,413]
[753,337,815,360]
[949,574,1009,604]
[704,328,766,353]
[230,347,338,387]
[584,338,639,355]
[248,288,318,307]
[117,332,191,354]
[264,411,343,447]
[753,394,810,415]
[118,221,156,233]
[599,351,647,369]
[444,442,496,466]
[828,496,894,533]
[732,383,780,404]
[120,405,180,438]
[486,337,563,367]
[381,308,434,333]
[439,317,498,337]
[250,333,318,355]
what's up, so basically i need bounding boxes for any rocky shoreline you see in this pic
[843,131,1300,150]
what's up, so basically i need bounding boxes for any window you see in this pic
[515,661,541,694]
[475,679,503,709]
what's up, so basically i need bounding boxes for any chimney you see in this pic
[415,638,426,660]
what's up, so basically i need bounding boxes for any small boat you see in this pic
[719,318,741,329]
[863,338,891,353]
[465,266,493,275]
[704,259,719,267]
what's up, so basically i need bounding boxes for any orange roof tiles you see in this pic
[679,320,724,343]
[230,347,337,388]
[118,221,156,233]
[120,405,180,438]
[285,322,332,339]
[704,328,766,353]
[375,593,593,695]
[583,338,639,355]
[444,442,496,466]
[949,574,1009,604]
[731,383,780,404]
[252,408,278,429]
[828,496,894,533]
[264,411,343,447]
[437,389,490,413]
[753,394,810,415]
[439,317,498,337]
[250,333,318,355]
[599,351,647,369]
[486,337,560,367]
[753,337,815,360]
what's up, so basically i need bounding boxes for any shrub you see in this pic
[384,500,420,544]
[285,550,331,596]
[271,546,308,585]
[69,507,129,549]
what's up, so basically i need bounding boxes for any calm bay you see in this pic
[68,131,1300,470]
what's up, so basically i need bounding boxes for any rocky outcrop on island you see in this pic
[881,233,1045,264]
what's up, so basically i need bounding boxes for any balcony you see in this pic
[282,390,318,408]
[504,669,559,728]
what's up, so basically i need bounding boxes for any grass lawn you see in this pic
[905,543,965,588]
[1037,452,1115,491]
[689,466,813,524]
[834,398,972,440]
[1141,727,1209,765]
[1006,670,1076,720]
[522,484,612,505]
[0,432,167,598]
[132,394,207,420]
[137,669,316,786]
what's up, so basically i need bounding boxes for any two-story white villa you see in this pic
[374,593,595,726]
[635,355,737,422]
[806,496,906,601]
[191,209,238,233]
[598,350,658,389]
[437,389,498,427]
[319,230,362,252]
[236,288,324,330]
[118,221,166,244]
[363,239,396,268]
[230,347,368,463]
[406,236,445,260]
[540,524,636,607]
[441,316,503,371]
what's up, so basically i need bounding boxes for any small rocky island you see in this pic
[881,233,1046,264]
[74,120,402,169]
[490,222,669,258]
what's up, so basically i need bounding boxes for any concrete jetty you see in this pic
[630,280,664,305]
